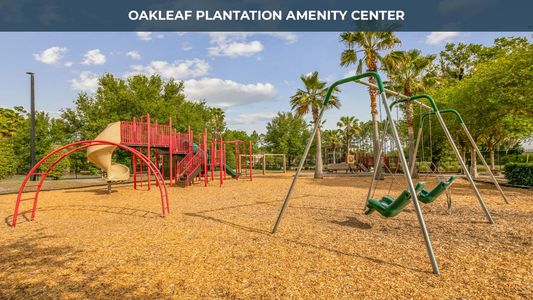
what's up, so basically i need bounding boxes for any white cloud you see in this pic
[425,32,460,45]
[64,61,73,68]
[184,78,277,108]
[126,50,141,60]
[136,32,164,41]
[228,112,277,126]
[264,32,299,44]
[206,32,297,57]
[182,42,193,51]
[82,49,106,65]
[208,40,263,57]
[128,58,209,79]
[33,46,67,64]
[69,71,99,92]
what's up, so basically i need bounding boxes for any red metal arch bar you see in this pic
[12,140,169,227]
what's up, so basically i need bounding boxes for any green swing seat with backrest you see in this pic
[364,182,426,218]
[418,176,457,204]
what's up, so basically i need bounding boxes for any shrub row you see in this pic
[504,163,533,187]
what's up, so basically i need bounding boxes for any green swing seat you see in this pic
[418,176,457,204]
[364,182,426,218]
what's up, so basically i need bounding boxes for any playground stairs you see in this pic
[175,151,204,187]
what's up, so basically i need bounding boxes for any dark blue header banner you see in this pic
[1,0,531,31]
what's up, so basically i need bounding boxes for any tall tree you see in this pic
[339,32,400,177]
[290,71,340,178]
[439,42,482,81]
[336,116,360,162]
[384,49,436,176]
[264,112,310,168]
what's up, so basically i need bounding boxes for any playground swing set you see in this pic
[12,114,253,227]
[10,72,513,276]
[271,72,511,275]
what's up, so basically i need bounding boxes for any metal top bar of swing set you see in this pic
[418,109,510,204]
[271,72,441,275]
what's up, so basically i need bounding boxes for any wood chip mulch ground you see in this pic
[1,174,531,299]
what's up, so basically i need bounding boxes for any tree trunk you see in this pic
[460,142,467,174]
[403,83,418,178]
[488,144,495,170]
[315,126,323,179]
[469,145,478,178]
[368,76,383,180]
[333,147,336,164]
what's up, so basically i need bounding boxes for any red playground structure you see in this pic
[12,114,253,227]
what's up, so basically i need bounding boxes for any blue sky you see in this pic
[0,31,530,134]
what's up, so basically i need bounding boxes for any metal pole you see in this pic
[272,105,326,234]
[26,72,36,181]
[381,93,440,275]
[461,123,509,204]
[433,112,494,223]
[410,128,423,175]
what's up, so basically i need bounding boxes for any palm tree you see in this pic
[290,71,340,179]
[322,129,343,164]
[336,116,360,163]
[383,49,436,176]
[339,32,400,177]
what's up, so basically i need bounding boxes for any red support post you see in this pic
[223,144,227,180]
[219,138,223,187]
[169,117,173,187]
[133,154,137,189]
[211,139,215,181]
[146,114,151,191]
[204,128,208,187]
[249,141,253,181]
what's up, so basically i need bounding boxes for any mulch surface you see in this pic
[0,174,531,299]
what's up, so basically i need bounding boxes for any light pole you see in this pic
[26,72,36,181]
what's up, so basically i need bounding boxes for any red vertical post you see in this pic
[223,144,227,180]
[133,155,137,189]
[169,117,173,187]
[187,126,192,153]
[211,139,215,181]
[133,117,137,144]
[146,114,151,191]
[204,128,208,187]
[155,149,160,187]
[249,141,253,181]
[219,138,223,187]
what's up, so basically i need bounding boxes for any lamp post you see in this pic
[26,72,36,181]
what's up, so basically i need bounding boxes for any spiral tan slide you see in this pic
[87,122,130,181]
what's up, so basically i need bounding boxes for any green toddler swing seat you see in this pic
[364,182,426,218]
[418,176,457,204]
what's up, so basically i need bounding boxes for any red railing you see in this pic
[184,151,204,184]
[120,121,191,153]
[175,151,194,179]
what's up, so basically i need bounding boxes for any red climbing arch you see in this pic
[11,140,169,227]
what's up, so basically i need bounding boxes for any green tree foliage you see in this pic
[61,74,217,140]
[432,37,533,175]
[290,71,340,178]
[39,145,71,180]
[0,107,24,138]
[12,111,68,172]
[0,138,17,179]
[439,42,482,81]
[264,112,310,168]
